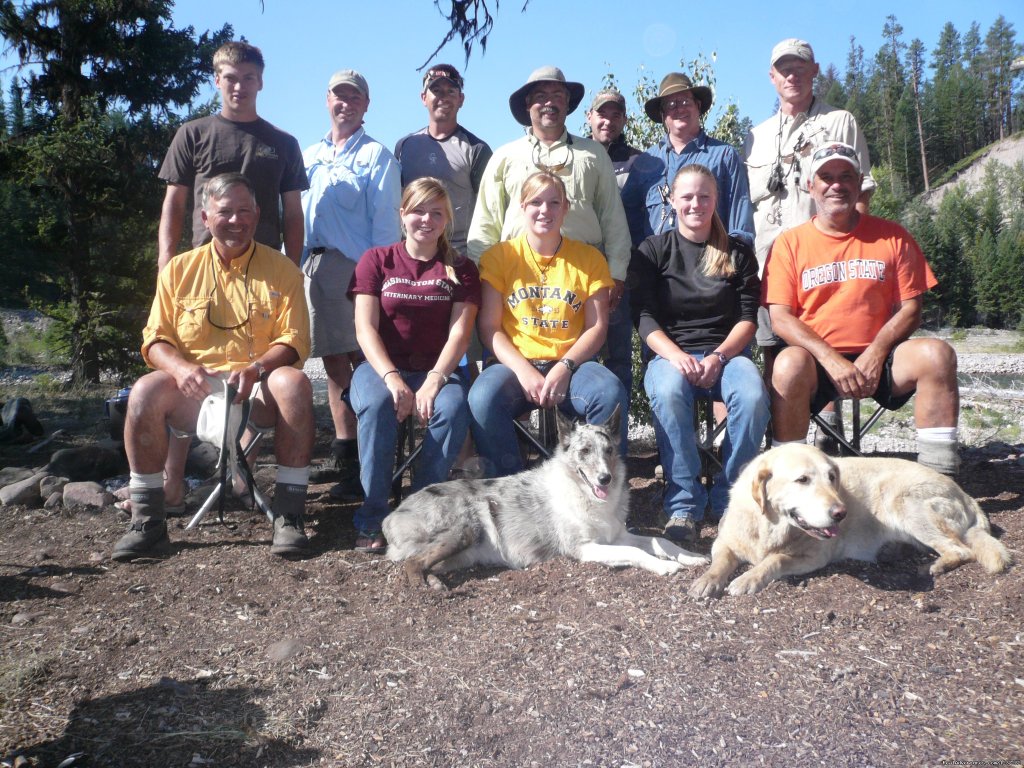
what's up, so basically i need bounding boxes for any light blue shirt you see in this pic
[301,127,401,263]
[622,130,755,247]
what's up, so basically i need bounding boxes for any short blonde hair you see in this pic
[672,164,734,277]
[213,41,265,75]
[401,177,459,283]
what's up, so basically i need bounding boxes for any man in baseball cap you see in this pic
[300,68,401,503]
[744,37,877,452]
[762,140,961,477]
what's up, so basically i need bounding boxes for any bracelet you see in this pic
[428,369,450,385]
[382,369,400,382]
[713,352,728,366]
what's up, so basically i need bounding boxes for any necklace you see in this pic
[526,236,562,284]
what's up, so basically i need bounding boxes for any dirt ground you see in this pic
[0,420,1022,768]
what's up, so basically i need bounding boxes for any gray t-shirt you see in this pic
[159,114,308,249]
[394,125,492,255]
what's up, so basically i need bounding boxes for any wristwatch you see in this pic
[713,352,728,366]
[251,360,268,381]
[560,358,578,374]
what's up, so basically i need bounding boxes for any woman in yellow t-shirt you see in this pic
[469,171,628,477]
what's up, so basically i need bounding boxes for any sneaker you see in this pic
[663,516,698,545]
[270,515,310,557]
[309,456,343,484]
[112,520,171,561]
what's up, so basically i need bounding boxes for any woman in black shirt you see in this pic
[629,164,770,544]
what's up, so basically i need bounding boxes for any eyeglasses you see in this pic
[663,97,695,111]
[811,144,858,164]
[532,141,573,174]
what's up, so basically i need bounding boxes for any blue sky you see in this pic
[165,0,1022,154]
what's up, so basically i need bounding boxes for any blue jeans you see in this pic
[469,360,628,477]
[349,363,470,532]
[604,289,633,403]
[645,353,769,522]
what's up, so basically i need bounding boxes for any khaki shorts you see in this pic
[303,248,358,357]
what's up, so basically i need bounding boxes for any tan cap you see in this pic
[589,88,626,112]
[771,38,815,67]
[328,69,369,98]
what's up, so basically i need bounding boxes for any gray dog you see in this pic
[382,406,708,589]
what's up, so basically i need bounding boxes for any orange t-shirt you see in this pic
[762,215,937,354]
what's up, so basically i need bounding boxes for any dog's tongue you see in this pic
[821,526,839,538]
[593,484,609,500]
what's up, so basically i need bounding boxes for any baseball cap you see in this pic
[771,38,815,67]
[589,88,626,112]
[423,64,464,91]
[808,142,861,178]
[328,69,369,98]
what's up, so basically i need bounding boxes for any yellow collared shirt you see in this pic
[142,241,310,371]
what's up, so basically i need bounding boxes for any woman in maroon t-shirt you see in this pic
[346,178,481,553]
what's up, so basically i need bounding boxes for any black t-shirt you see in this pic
[628,231,760,351]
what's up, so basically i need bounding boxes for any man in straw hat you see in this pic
[622,71,754,245]
[467,66,631,316]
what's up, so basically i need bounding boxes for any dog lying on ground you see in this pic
[383,406,708,589]
[689,443,1012,598]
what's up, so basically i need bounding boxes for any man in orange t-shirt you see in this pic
[763,142,960,475]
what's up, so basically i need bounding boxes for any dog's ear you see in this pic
[555,408,576,446]
[603,404,621,440]
[751,457,772,514]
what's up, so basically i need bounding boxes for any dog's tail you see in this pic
[964,498,1013,574]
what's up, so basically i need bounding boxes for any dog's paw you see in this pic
[687,574,725,599]
[675,553,710,567]
[726,572,767,596]
[649,559,682,576]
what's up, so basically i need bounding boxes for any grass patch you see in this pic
[0,650,55,711]
[960,402,1023,443]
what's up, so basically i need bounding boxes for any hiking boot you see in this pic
[112,519,171,561]
[270,515,310,557]
[328,471,363,501]
[663,516,698,545]
[309,455,344,483]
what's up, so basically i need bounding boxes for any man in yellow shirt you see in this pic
[113,173,315,561]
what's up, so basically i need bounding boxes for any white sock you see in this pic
[917,426,958,443]
[771,438,805,448]
[129,471,163,490]
[277,465,310,486]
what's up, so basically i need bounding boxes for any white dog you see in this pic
[689,444,1012,598]
[383,407,708,589]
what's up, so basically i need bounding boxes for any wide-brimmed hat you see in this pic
[509,66,585,126]
[643,73,713,122]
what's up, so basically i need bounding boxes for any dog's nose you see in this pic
[597,472,611,486]
[830,505,846,522]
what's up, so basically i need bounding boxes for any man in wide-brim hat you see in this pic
[622,71,754,248]
[467,65,631,317]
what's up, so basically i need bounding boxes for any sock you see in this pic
[273,465,309,520]
[916,428,960,476]
[818,410,840,426]
[771,438,805,448]
[128,472,165,523]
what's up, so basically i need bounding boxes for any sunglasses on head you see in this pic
[812,144,858,164]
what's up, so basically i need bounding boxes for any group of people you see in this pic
[111,36,961,563]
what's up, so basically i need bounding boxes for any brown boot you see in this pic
[112,487,170,561]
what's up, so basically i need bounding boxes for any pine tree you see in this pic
[0,0,231,382]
